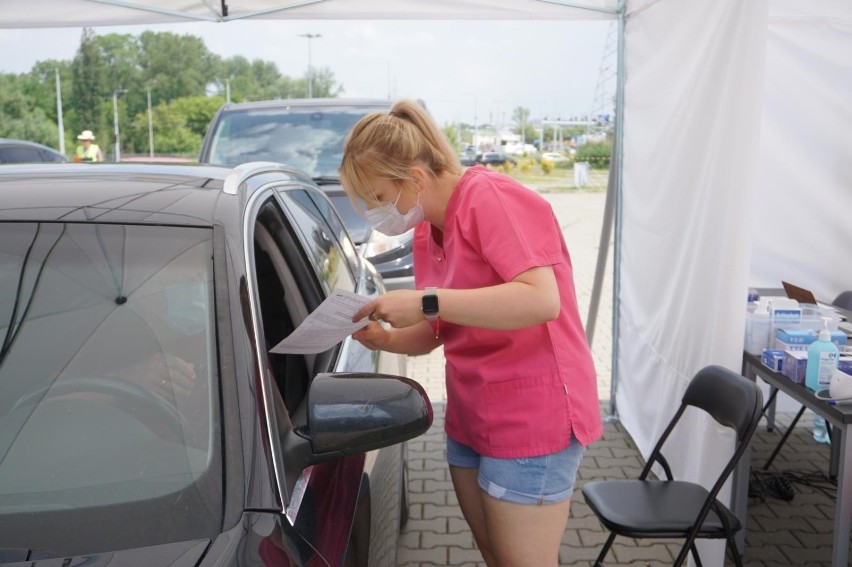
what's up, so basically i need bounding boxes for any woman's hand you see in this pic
[353,289,425,329]
[352,320,392,350]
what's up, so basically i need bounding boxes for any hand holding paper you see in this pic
[269,289,372,354]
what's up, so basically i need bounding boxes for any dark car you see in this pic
[478,151,516,167]
[198,98,415,290]
[0,162,431,566]
[0,138,68,164]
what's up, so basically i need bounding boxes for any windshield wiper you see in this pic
[312,175,341,186]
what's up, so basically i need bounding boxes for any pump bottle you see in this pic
[805,317,839,392]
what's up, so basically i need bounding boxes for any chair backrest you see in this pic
[832,290,852,311]
[681,365,762,441]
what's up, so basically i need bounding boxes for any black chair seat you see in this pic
[582,479,741,538]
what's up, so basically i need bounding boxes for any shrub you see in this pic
[575,142,611,169]
[540,158,555,175]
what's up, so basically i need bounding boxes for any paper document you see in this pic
[270,289,372,354]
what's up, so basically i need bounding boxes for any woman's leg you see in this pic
[481,495,571,567]
[449,465,498,566]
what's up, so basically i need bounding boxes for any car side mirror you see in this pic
[283,373,432,472]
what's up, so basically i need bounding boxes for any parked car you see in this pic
[479,151,516,166]
[0,138,67,164]
[0,162,432,566]
[198,98,415,290]
[541,152,569,162]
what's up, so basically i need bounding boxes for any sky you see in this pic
[0,19,615,128]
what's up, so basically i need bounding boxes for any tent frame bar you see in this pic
[584,0,625,419]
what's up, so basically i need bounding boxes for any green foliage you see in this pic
[0,74,57,146]
[3,27,342,158]
[576,142,612,169]
[441,124,459,151]
[71,28,105,137]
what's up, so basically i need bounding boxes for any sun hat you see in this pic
[77,130,96,141]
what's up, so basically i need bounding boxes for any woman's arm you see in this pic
[352,265,560,332]
[352,319,442,356]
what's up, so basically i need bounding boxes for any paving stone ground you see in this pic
[395,190,843,566]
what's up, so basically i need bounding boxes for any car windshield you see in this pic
[0,222,221,551]
[206,104,385,177]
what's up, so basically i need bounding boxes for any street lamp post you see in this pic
[147,85,154,159]
[298,33,322,98]
[112,88,127,162]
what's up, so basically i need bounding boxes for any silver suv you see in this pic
[199,98,415,289]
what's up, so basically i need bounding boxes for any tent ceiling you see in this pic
[0,0,618,28]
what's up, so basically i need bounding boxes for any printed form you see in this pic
[270,289,371,354]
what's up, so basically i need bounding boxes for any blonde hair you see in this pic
[340,99,462,207]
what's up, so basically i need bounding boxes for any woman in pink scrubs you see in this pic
[341,99,603,567]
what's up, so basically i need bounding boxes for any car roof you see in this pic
[0,162,310,225]
[0,138,67,157]
[216,97,392,113]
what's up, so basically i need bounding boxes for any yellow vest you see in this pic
[76,144,102,162]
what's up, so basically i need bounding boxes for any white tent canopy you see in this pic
[3,1,852,564]
[0,0,618,27]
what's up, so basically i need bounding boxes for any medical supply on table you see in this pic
[805,317,840,392]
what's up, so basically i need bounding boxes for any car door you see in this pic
[246,184,372,566]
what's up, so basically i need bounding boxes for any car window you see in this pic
[284,188,361,280]
[39,148,67,162]
[277,188,357,295]
[205,106,383,177]
[0,222,221,545]
[0,146,42,164]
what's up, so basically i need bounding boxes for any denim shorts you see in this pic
[446,435,586,505]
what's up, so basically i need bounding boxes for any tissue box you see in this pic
[782,353,852,385]
[774,328,848,351]
[762,349,785,372]
[782,350,808,384]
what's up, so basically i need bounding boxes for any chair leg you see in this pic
[726,535,744,567]
[689,542,703,567]
[593,532,617,567]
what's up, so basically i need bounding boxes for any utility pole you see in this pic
[112,88,127,162]
[147,85,154,158]
[299,33,322,98]
[55,68,65,155]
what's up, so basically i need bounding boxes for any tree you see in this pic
[71,28,106,140]
[139,31,217,102]
[129,95,225,156]
[0,73,57,146]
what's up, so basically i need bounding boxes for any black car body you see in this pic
[198,99,415,290]
[0,162,431,566]
[0,138,68,164]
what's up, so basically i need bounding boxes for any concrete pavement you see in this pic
[396,190,843,566]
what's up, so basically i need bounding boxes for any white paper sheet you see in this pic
[269,289,372,354]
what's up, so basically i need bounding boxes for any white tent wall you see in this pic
[615,0,768,563]
[749,0,852,302]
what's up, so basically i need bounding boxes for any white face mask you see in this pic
[364,191,424,236]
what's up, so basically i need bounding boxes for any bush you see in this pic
[540,158,555,175]
[575,142,611,169]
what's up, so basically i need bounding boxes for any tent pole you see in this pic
[585,1,626,420]
[609,4,626,419]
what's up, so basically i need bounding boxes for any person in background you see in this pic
[75,130,105,162]
[339,99,603,567]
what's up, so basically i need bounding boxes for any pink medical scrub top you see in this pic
[414,166,603,458]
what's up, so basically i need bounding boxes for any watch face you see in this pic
[422,294,439,315]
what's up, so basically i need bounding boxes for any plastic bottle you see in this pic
[805,317,839,392]
[807,318,838,445]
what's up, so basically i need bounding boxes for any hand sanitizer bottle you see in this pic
[805,317,839,392]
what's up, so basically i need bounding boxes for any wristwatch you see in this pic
[421,287,439,321]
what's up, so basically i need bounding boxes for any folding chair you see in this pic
[582,365,763,567]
